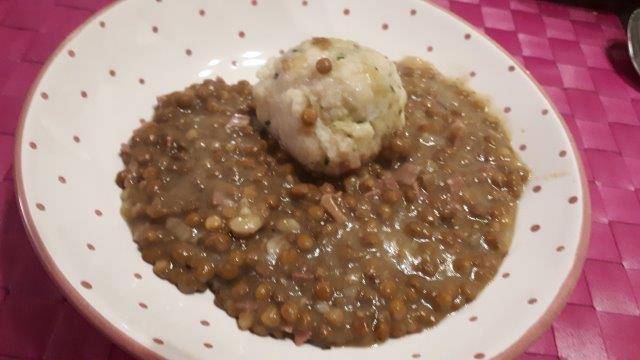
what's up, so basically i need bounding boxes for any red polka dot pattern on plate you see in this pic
[251,0,257,5]
[186,49,193,56]
[67,50,76,58]
[139,302,148,309]
[382,23,389,30]
[95,209,103,217]
[469,71,476,77]
[556,246,565,252]
[134,273,142,279]
[542,109,549,115]
[410,9,417,15]
[58,176,67,184]
[99,21,106,28]
[200,320,210,326]
[73,135,81,143]
[80,281,92,289]
[427,46,433,52]
[36,203,45,211]
[138,78,145,85]
[559,150,567,157]
[302,0,308,6]
[528,298,538,305]
[80,90,88,98]
[530,224,541,232]
[508,65,516,72]
[343,8,350,15]
[238,31,246,38]
[533,185,541,193]
[412,354,421,359]
[519,144,527,151]
[199,9,205,16]
[86,243,95,251]
[152,25,158,33]
[204,342,213,349]
[40,92,49,100]
[29,141,37,149]
[469,316,478,322]
[502,272,510,278]
[153,338,164,345]
[464,33,471,40]
[474,353,485,359]
[568,196,578,204]
[503,106,511,113]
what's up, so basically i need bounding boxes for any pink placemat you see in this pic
[1,0,639,359]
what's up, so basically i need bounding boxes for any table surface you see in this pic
[1,0,640,359]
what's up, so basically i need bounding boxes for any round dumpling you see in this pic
[254,37,407,175]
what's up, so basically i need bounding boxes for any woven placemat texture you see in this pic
[1,0,639,359]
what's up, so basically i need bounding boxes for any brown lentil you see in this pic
[325,308,345,327]
[280,301,299,323]
[301,107,317,126]
[204,215,222,230]
[185,212,202,227]
[203,233,231,253]
[314,281,333,301]
[255,282,273,301]
[260,305,281,327]
[296,233,315,251]
[378,280,397,299]
[315,58,332,74]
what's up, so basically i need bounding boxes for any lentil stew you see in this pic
[116,57,529,347]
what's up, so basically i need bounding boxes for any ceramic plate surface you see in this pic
[16,0,589,359]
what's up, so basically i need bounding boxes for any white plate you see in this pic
[15,0,590,359]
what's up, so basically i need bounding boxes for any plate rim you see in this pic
[13,1,591,359]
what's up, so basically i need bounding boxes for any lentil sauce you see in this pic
[117,57,529,347]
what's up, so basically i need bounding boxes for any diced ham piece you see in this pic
[447,120,466,145]
[226,114,251,131]
[236,300,257,311]
[364,188,381,198]
[446,175,465,194]
[320,193,348,223]
[292,271,314,281]
[211,191,225,205]
[164,135,175,147]
[381,172,400,190]
[294,331,312,346]
[393,163,421,187]
[120,143,131,155]
[211,190,234,207]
